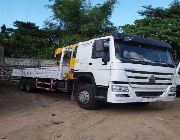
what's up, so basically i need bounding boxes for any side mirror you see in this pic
[94,39,110,50]
[178,68,180,75]
[94,40,104,51]
[93,39,110,64]
[103,40,110,49]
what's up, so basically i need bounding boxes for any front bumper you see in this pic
[107,83,176,103]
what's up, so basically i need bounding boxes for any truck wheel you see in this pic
[76,84,99,110]
[25,78,36,93]
[19,78,26,91]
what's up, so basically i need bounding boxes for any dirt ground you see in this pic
[0,81,180,140]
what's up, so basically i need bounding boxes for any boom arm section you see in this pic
[54,44,78,79]
[54,44,77,57]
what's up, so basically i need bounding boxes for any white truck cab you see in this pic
[12,33,176,110]
[74,33,176,107]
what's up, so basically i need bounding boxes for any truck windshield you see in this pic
[115,40,174,67]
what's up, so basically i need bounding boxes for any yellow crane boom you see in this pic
[54,44,77,79]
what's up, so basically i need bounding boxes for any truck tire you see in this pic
[76,84,99,110]
[19,78,26,91]
[25,78,36,93]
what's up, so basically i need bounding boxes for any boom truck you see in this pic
[12,33,176,110]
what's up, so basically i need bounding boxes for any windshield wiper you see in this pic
[153,60,170,65]
[156,62,174,67]
[122,58,157,65]
[120,57,174,67]
[123,58,146,63]
[141,59,159,64]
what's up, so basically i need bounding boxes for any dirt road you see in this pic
[0,81,180,140]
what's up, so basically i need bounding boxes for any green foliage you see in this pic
[122,0,180,50]
[48,0,117,37]
[1,21,60,59]
[138,0,180,18]
[1,24,8,38]
[1,0,117,59]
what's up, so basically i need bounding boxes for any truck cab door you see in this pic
[89,39,111,86]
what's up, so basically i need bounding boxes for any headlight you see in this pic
[112,85,129,92]
[170,87,176,92]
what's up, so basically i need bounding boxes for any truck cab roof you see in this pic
[113,33,172,49]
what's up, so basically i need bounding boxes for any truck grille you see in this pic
[135,92,163,98]
[125,70,173,87]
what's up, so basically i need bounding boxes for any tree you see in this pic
[2,21,61,59]
[0,24,13,41]
[138,0,180,18]
[1,24,8,38]
[47,0,117,41]
[2,0,118,59]
[122,0,180,51]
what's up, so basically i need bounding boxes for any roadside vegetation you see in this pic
[0,0,179,59]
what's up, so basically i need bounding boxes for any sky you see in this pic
[0,0,173,28]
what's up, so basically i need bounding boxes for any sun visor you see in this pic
[113,33,172,49]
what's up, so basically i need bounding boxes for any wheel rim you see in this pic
[78,90,89,104]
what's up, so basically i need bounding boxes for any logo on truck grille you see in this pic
[148,74,156,83]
